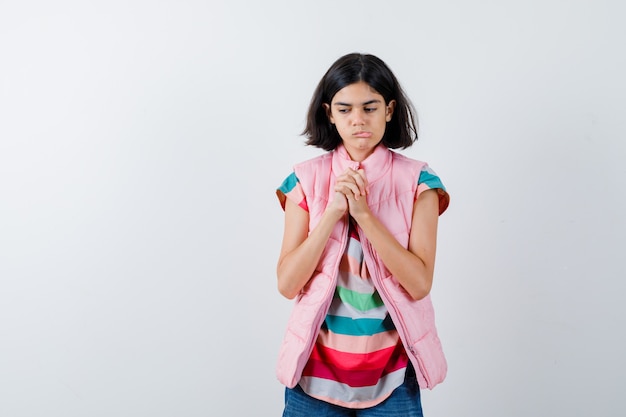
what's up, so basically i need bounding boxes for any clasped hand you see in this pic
[331,167,371,218]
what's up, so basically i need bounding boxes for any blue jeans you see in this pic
[282,365,423,417]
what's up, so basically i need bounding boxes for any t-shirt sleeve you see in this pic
[276,172,309,212]
[417,164,450,215]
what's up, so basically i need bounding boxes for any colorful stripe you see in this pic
[327,300,388,321]
[315,331,400,354]
[303,342,408,387]
[417,165,450,214]
[324,314,395,336]
[299,367,407,408]
[418,165,445,191]
[335,286,384,312]
[277,172,308,211]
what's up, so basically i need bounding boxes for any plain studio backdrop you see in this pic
[1,1,625,416]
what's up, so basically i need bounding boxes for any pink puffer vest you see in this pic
[276,144,447,390]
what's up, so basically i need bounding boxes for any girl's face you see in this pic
[324,81,395,161]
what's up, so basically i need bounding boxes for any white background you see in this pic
[1,1,625,416]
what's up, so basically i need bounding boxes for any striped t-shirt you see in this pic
[277,165,448,408]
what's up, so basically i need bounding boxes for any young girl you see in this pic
[276,53,450,416]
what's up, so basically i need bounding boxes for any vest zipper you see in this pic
[358,228,426,384]
[302,213,350,370]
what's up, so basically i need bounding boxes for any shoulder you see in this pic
[276,152,332,211]
[293,151,333,172]
[293,151,334,185]
[390,152,450,214]
[390,151,427,170]
[387,151,445,186]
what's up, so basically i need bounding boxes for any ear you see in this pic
[386,100,396,122]
[322,103,334,124]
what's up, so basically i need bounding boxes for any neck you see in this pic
[345,147,376,162]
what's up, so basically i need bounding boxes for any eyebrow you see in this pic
[333,99,382,106]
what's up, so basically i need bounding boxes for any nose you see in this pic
[351,108,366,126]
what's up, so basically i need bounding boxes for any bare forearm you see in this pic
[354,212,434,300]
[277,209,344,299]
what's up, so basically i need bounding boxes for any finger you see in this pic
[337,169,367,197]
[334,181,359,196]
[330,191,348,209]
[353,169,368,195]
[342,168,367,196]
[334,181,361,200]
[342,169,368,195]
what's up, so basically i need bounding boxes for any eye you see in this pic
[364,107,377,113]
[337,108,350,114]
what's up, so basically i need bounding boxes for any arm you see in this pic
[349,188,440,300]
[276,194,347,300]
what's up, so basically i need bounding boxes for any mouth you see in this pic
[354,131,372,138]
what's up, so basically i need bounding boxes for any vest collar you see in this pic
[331,143,393,184]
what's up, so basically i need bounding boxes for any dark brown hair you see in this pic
[303,53,418,151]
